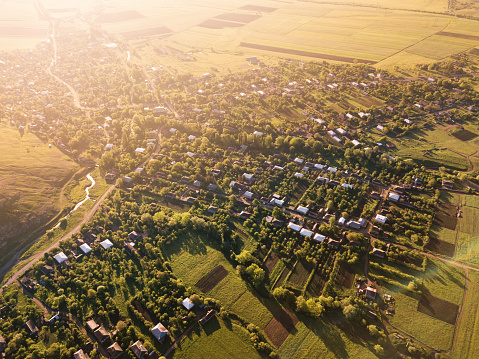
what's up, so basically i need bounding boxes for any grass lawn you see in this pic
[279,316,376,359]
[453,271,479,359]
[170,318,263,359]
[440,191,461,205]
[462,195,479,209]
[429,224,457,244]
[372,258,465,350]
[458,206,479,235]
[163,232,275,329]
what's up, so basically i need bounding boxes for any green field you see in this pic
[162,232,275,328]
[454,270,479,359]
[279,316,377,359]
[170,318,263,359]
[0,122,77,272]
[371,258,465,350]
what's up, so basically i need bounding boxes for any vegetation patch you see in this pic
[239,42,376,64]
[240,5,277,13]
[263,252,280,277]
[215,13,261,23]
[335,264,355,289]
[307,271,326,296]
[452,129,479,141]
[417,293,459,325]
[437,31,479,41]
[433,213,458,230]
[264,308,299,348]
[96,10,145,23]
[288,260,313,289]
[195,265,229,293]
[120,26,172,39]
[199,19,245,29]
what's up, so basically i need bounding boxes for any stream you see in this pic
[54,173,95,228]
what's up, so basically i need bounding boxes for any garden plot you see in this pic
[195,265,228,293]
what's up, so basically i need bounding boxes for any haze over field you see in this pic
[2,1,479,359]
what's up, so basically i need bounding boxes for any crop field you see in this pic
[417,293,459,324]
[263,251,280,277]
[335,264,355,289]
[279,316,377,359]
[0,123,77,272]
[170,318,263,359]
[162,232,276,328]
[195,265,229,292]
[454,271,479,359]
[288,260,313,290]
[371,258,465,349]
[264,308,299,348]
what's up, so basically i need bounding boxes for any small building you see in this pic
[24,320,38,336]
[41,265,54,277]
[314,164,324,170]
[80,243,92,255]
[105,143,113,151]
[300,228,314,238]
[188,135,196,141]
[365,286,377,300]
[313,233,326,242]
[151,323,169,342]
[73,349,89,359]
[288,222,302,232]
[182,298,194,311]
[347,221,361,230]
[375,214,387,225]
[253,131,263,136]
[94,326,110,343]
[359,218,367,227]
[372,248,386,258]
[208,206,218,214]
[135,148,146,153]
[86,319,99,332]
[128,231,142,242]
[207,184,218,191]
[294,172,304,178]
[100,239,114,250]
[294,157,304,165]
[270,198,284,207]
[244,191,254,200]
[388,193,400,202]
[351,140,361,147]
[53,252,68,265]
[243,173,254,182]
[107,342,124,359]
[327,167,337,173]
[239,211,252,219]
[296,205,309,216]
[338,217,346,226]
[336,128,347,135]
[130,341,148,359]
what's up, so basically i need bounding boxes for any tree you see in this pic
[374,344,384,356]
[246,263,265,287]
[343,304,359,320]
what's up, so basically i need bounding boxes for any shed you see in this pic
[182,298,194,311]
[100,239,114,250]
[53,252,68,264]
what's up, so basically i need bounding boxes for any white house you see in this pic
[288,222,302,232]
[376,125,384,131]
[243,173,254,181]
[314,164,324,170]
[135,148,145,153]
[105,144,113,151]
[296,205,309,215]
[313,233,326,242]
[338,217,346,226]
[294,157,304,165]
[188,135,196,141]
[80,243,92,255]
[404,119,412,124]
[333,136,341,143]
[351,140,361,147]
[270,198,284,207]
[253,131,263,136]
[300,228,314,238]
[53,252,68,264]
[328,167,338,173]
[294,172,304,178]
[100,239,114,250]
[182,298,194,311]
[347,221,361,230]
[341,183,353,189]
[169,128,177,133]
[244,191,254,199]
[388,193,400,202]
[336,128,347,135]
[375,214,387,225]
[151,323,168,341]
[186,151,195,157]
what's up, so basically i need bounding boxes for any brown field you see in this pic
[307,271,326,296]
[452,129,479,141]
[274,267,290,289]
[132,299,157,324]
[215,13,261,23]
[120,27,172,40]
[198,19,245,29]
[336,264,355,289]
[195,265,228,293]
[48,8,76,13]
[240,5,277,13]
[470,48,479,56]
[437,31,479,41]
[264,252,280,277]
[97,10,145,23]
[264,308,299,348]
[288,261,313,289]
[239,42,377,64]
[417,293,459,325]
[425,236,456,256]
[0,27,48,37]
[434,213,458,231]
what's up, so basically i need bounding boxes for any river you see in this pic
[54,173,96,228]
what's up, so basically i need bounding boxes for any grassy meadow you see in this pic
[0,122,77,271]
[369,257,465,350]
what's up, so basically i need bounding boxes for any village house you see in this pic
[151,323,169,342]
[130,341,148,359]
[73,349,89,359]
[107,342,124,359]
[94,326,111,344]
